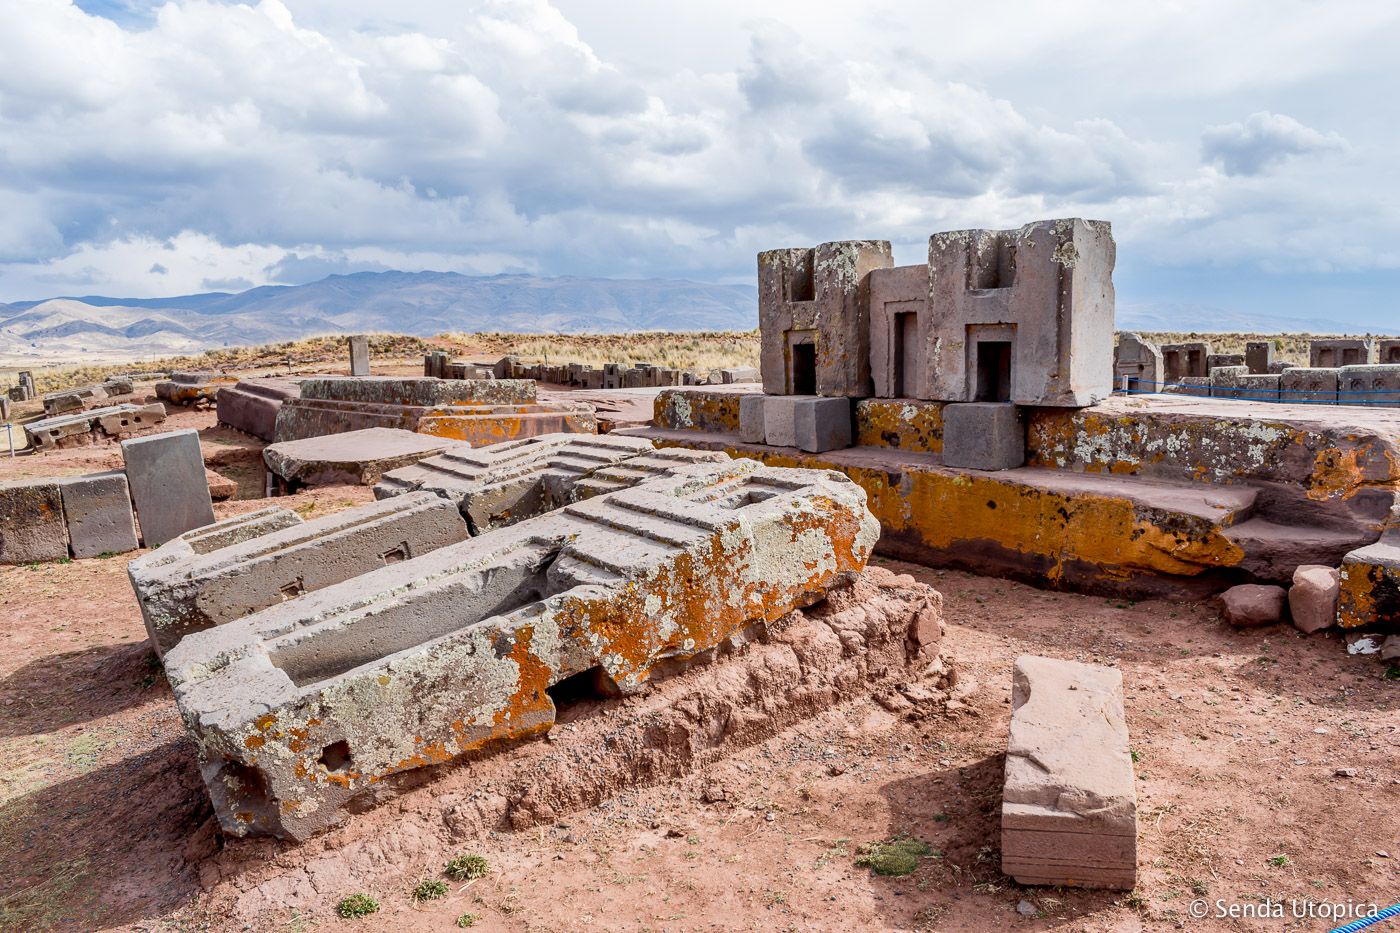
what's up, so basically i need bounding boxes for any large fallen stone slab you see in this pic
[264,427,452,488]
[59,471,139,558]
[273,377,597,445]
[25,402,167,450]
[375,433,724,532]
[1002,655,1137,889]
[0,480,68,563]
[163,459,879,839]
[129,492,469,655]
[122,429,216,547]
[217,377,306,441]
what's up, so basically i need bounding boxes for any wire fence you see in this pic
[1117,376,1400,405]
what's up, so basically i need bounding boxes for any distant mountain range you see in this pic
[0,270,1376,365]
[0,270,760,364]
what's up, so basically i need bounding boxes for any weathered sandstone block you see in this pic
[274,377,595,445]
[163,459,879,839]
[264,427,452,488]
[1288,564,1339,633]
[156,371,238,406]
[59,471,138,558]
[122,429,215,547]
[0,480,68,563]
[217,378,304,441]
[1219,583,1286,626]
[1338,538,1400,628]
[1002,655,1136,889]
[129,492,469,655]
[26,402,166,450]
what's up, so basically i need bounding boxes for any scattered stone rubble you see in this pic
[25,401,167,450]
[159,458,879,839]
[40,376,135,416]
[1001,655,1137,889]
[1,427,215,562]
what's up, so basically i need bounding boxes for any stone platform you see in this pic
[264,427,453,488]
[162,458,879,839]
[272,377,596,445]
[630,390,1400,598]
[216,377,308,441]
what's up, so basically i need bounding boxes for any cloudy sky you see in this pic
[1,0,1397,327]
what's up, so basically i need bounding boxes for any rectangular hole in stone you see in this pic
[380,543,409,564]
[319,739,352,772]
[788,250,815,302]
[893,312,918,398]
[279,579,305,600]
[975,341,1012,402]
[791,343,816,395]
[267,541,564,688]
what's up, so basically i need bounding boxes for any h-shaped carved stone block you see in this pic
[163,460,879,839]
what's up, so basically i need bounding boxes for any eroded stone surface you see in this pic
[217,378,306,441]
[129,492,469,655]
[1002,655,1136,889]
[0,479,68,563]
[26,402,167,450]
[163,459,879,839]
[156,372,238,406]
[1219,584,1286,627]
[59,471,138,558]
[1289,564,1339,633]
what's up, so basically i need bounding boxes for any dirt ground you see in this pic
[0,385,1397,933]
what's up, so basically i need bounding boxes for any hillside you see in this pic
[0,271,760,365]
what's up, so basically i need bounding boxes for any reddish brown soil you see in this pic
[0,403,1396,933]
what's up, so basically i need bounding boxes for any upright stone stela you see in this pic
[122,429,215,547]
[348,335,370,377]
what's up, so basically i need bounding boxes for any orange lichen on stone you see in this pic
[653,389,748,433]
[854,399,944,453]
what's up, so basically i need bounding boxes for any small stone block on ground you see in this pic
[1220,583,1287,626]
[122,429,216,547]
[263,427,452,487]
[1338,540,1400,628]
[1002,655,1137,889]
[59,471,138,558]
[1289,565,1339,633]
[942,402,1024,470]
[762,396,801,448]
[0,480,69,564]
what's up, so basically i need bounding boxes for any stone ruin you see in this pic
[626,217,1400,639]
[427,351,758,390]
[157,371,239,406]
[272,376,596,444]
[1,428,215,563]
[25,401,167,450]
[1116,333,1400,405]
[40,376,136,416]
[150,454,879,839]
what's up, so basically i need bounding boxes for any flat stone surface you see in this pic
[163,458,879,840]
[298,376,535,406]
[263,427,452,486]
[793,396,852,453]
[1002,655,1136,889]
[59,471,138,558]
[129,492,468,655]
[0,479,68,564]
[122,429,216,547]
